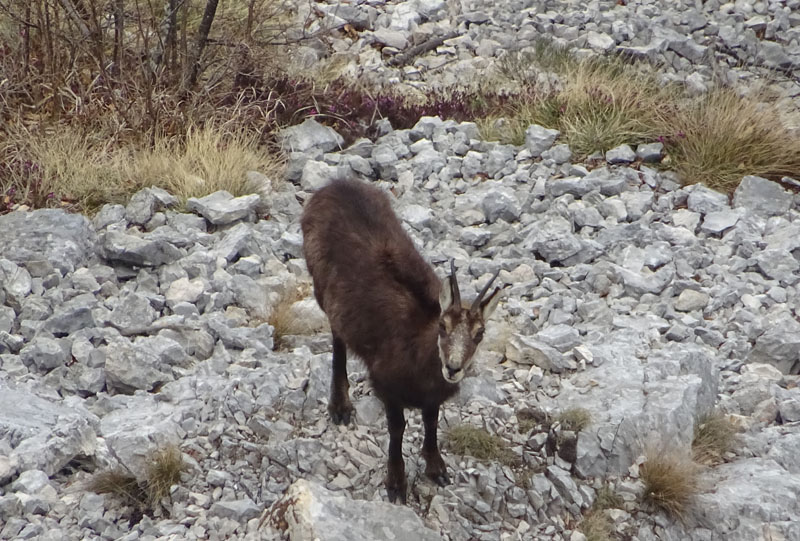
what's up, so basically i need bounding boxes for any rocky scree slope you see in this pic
[1,116,799,540]
[298,0,800,123]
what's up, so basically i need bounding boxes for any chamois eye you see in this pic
[473,328,484,341]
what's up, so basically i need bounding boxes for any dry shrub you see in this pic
[1,123,283,213]
[640,448,700,522]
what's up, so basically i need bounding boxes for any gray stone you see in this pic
[505,334,574,373]
[100,231,182,267]
[0,259,32,301]
[522,215,583,264]
[372,27,408,49]
[278,118,344,153]
[104,338,174,393]
[108,292,158,330]
[271,479,442,541]
[165,277,206,308]
[674,289,710,312]
[605,144,636,164]
[694,459,800,539]
[19,337,67,372]
[42,294,97,336]
[733,175,794,218]
[541,144,572,164]
[547,177,592,198]
[755,249,800,283]
[210,498,261,521]
[480,185,521,223]
[536,325,581,353]
[564,340,716,478]
[636,143,664,163]
[10,469,51,494]
[0,209,96,273]
[687,185,730,214]
[98,394,181,478]
[585,31,615,52]
[613,264,675,295]
[355,395,384,426]
[300,160,341,192]
[94,204,127,230]
[402,204,434,230]
[186,191,261,225]
[747,310,800,374]
[0,381,97,477]
[525,125,560,157]
[546,465,584,507]
[701,209,742,233]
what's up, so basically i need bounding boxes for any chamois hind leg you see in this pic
[422,405,450,487]
[328,333,353,425]
[385,402,408,504]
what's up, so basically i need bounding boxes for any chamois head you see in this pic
[437,261,502,384]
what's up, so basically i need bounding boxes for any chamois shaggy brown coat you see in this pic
[301,178,501,504]
[302,179,456,408]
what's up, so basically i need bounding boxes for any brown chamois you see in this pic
[301,178,502,503]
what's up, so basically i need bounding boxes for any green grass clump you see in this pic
[640,448,700,522]
[555,407,592,432]
[692,410,737,465]
[446,425,519,467]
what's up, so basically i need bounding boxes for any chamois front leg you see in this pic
[385,402,407,504]
[422,405,450,487]
[328,333,353,425]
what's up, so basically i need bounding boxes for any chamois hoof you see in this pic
[386,483,407,504]
[328,404,353,425]
[428,471,450,487]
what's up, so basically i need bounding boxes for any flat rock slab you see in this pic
[557,334,717,478]
[0,382,98,481]
[0,209,96,273]
[269,479,443,541]
[186,191,261,225]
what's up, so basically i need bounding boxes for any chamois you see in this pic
[301,178,502,503]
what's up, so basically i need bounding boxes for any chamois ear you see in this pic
[439,279,453,312]
[479,287,502,320]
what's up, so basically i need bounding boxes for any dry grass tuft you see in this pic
[640,448,700,521]
[692,410,737,465]
[593,482,624,511]
[446,425,519,467]
[578,510,615,541]
[665,88,800,192]
[490,45,800,193]
[555,407,592,432]
[89,469,147,508]
[1,123,283,213]
[144,445,185,507]
[268,282,314,350]
[89,445,185,512]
